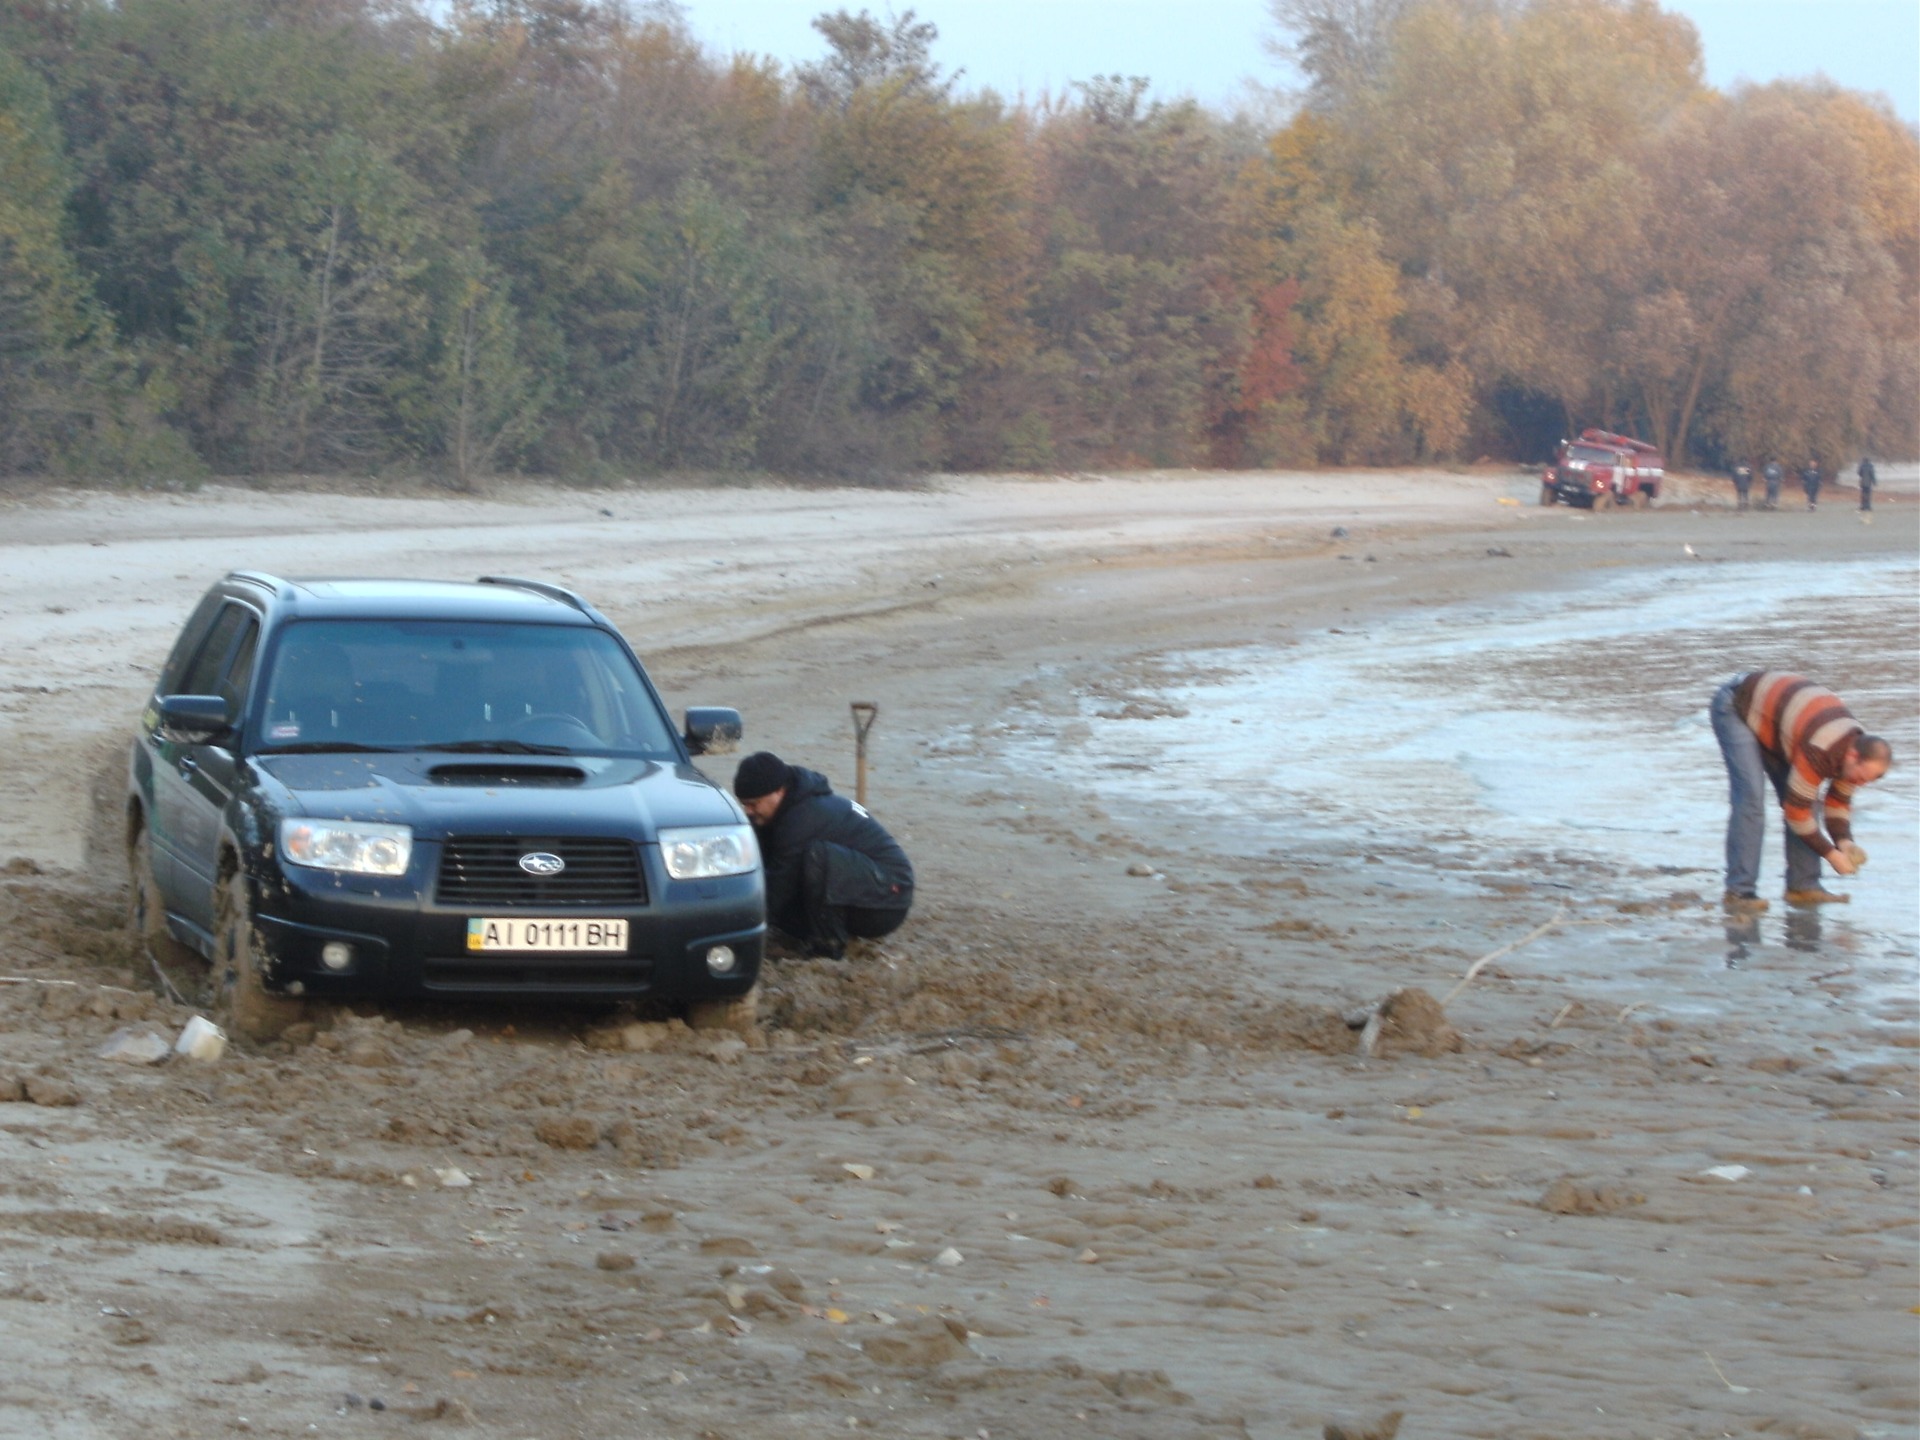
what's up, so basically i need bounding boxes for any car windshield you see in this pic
[253,620,679,758]
[1569,445,1617,465]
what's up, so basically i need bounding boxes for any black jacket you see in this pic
[757,767,913,921]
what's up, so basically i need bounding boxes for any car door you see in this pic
[153,602,260,934]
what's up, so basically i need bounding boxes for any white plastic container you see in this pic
[174,1015,228,1062]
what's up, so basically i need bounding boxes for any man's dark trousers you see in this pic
[792,840,909,955]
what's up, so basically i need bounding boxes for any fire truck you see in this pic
[1539,429,1665,510]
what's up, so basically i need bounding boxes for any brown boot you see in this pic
[1722,891,1769,914]
[1784,888,1849,906]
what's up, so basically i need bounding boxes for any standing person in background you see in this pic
[1762,460,1784,510]
[733,751,914,960]
[1729,461,1753,510]
[1710,672,1892,912]
[1800,460,1822,510]
[1856,456,1876,512]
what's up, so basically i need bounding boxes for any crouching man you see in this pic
[733,751,914,958]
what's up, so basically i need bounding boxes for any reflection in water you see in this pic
[1723,914,1761,965]
[1784,907,1824,955]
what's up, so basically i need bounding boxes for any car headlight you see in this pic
[658,824,758,880]
[279,819,413,876]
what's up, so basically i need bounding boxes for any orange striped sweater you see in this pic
[1733,672,1861,856]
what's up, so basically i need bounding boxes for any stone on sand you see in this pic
[534,1115,601,1150]
[862,1315,969,1367]
[1539,1177,1645,1214]
[1325,1412,1403,1440]
[98,1028,171,1065]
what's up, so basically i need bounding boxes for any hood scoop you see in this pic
[428,762,586,788]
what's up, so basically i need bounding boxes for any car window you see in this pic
[217,616,260,718]
[256,620,680,757]
[158,589,226,694]
[1570,445,1615,464]
[177,604,252,698]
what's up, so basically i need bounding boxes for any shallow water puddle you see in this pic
[999,555,1919,1035]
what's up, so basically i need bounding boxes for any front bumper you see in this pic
[252,841,763,1001]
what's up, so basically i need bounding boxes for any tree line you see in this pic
[0,0,1913,484]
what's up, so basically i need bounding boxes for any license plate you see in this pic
[466,918,629,952]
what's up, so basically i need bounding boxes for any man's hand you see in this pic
[1827,849,1857,877]
[1842,841,1868,870]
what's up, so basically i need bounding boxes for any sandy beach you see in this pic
[0,468,1914,1440]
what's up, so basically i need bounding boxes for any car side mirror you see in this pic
[684,707,743,757]
[156,694,233,744]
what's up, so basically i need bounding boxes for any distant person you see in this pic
[1729,461,1753,510]
[1761,460,1783,510]
[1800,460,1822,510]
[1710,672,1891,912]
[733,751,914,959]
[1856,456,1876,512]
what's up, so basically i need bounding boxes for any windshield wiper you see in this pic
[265,741,407,754]
[420,739,575,756]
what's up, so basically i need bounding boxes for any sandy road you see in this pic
[0,470,1913,1440]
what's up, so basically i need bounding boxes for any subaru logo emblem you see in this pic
[519,852,566,877]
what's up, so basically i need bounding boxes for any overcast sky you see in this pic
[679,0,1920,123]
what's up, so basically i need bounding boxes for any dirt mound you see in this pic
[758,912,1357,1059]
[1370,987,1462,1058]
[1538,1177,1646,1215]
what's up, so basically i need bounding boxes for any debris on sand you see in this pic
[862,1315,970,1367]
[21,1073,81,1106]
[1350,988,1462,1058]
[1538,1177,1645,1214]
[534,1115,601,1150]
[174,1015,227,1062]
[1325,1410,1403,1440]
[98,1028,170,1065]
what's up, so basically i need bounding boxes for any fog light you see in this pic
[320,942,353,971]
[704,945,737,976]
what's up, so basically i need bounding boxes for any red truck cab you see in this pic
[1541,429,1665,510]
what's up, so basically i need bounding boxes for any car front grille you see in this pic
[436,836,647,907]
[423,954,656,993]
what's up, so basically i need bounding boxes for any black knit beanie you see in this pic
[733,751,792,801]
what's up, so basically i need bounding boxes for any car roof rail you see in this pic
[477,575,593,614]
[227,570,294,598]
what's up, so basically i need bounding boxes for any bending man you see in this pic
[1710,672,1891,912]
[734,751,914,958]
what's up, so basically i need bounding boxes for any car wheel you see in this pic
[214,868,305,1040]
[687,986,758,1034]
[1538,485,1556,507]
[1594,489,1616,512]
[1633,489,1652,510]
[129,826,196,970]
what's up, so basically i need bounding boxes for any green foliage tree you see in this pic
[0,42,190,476]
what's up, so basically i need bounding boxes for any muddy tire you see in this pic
[1593,489,1616,513]
[1633,488,1652,510]
[214,868,304,1040]
[1538,485,1556,507]
[688,986,759,1034]
[129,826,196,970]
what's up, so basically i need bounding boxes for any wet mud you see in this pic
[0,473,1914,1438]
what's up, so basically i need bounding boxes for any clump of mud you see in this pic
[1538,1177,1646,1215]
[1370,987,1461,1059]
[0,871,138,979]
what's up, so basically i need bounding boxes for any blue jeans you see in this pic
[1711,678,1821,895]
